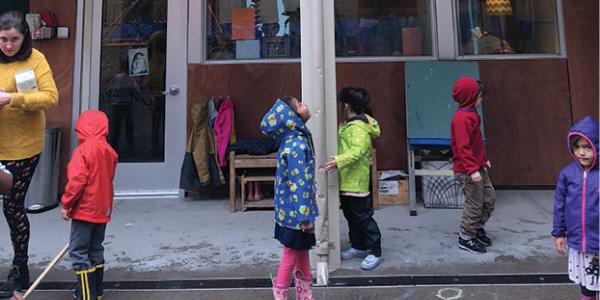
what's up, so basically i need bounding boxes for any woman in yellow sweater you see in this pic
[0,11,58,298]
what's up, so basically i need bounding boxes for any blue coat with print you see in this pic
[260,99,318,230]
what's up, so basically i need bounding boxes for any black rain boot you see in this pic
[73,268,97,300]
[0,263,29,298]
[94,264,104,300]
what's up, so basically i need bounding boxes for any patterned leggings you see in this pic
[1,155,39,265]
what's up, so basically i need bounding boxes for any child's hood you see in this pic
[451,77,479,108]
[568,115,599,169]
[260,99,311,145]
[76,110,109,143]
[347,114,381,138]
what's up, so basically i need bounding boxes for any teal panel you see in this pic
[405,61,481,140]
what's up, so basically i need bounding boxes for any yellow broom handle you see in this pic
[22,243,69,299]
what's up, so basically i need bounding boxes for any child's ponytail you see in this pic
[340,87,374,117]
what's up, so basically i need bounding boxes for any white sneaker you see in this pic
[360,255,381,270]
[340,248,368,260]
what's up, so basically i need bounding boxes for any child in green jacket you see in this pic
[325,87,382,270]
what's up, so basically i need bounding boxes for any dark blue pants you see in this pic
[69,220,106,271]
[340,194,382,257]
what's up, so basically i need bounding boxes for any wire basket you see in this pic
[421,161,465,209]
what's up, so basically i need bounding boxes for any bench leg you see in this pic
[241,177,246,212]
[229,152,236,213]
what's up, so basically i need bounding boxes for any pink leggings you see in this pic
[274,246,312,287]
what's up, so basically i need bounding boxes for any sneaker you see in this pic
[458,236,487,254]
[360,255,381,270]
[340,248,368,260]
[476,229,492,247]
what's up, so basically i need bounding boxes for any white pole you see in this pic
[301,0,334,286]
[323,0,341,273]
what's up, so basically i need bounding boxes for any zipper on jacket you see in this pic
[582,171,587,252]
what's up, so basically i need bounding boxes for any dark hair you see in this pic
[280,96,296,108]
[339,87,373,116]
[570,135,586,149]
[0,11,32,63]
[477,80,486,96]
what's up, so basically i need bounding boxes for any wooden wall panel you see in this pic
[563,0,599,121]
[30,0,77,191]
[188,62,407,172]
[336,62,406,171]
[188,64,301,140]
[480,60,572,186]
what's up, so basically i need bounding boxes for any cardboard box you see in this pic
[377,171,408,205]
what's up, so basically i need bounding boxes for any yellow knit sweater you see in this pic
[0,48,59,160]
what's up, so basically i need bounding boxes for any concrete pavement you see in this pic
[0,190,578,298]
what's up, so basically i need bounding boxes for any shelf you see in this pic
[242,198,274,211]
[242,175,275,183]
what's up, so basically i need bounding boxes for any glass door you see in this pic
[90,0,187,196]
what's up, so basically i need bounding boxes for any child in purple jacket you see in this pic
[552,116,599,300]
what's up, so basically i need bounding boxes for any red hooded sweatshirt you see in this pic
[450,77,489,174]
[61,110,118,223]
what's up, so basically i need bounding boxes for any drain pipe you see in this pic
[300,0,340,285]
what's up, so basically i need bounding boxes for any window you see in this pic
[0,2,28,14]
[335,0,433,57]
[206,0,301,60]
[201,0,563,61]
[456,0,561,56]
[205,0,433,61]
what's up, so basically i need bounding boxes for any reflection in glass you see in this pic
[100,0,167,162]
[335,0,432,57]
[207,0,300,60]
[206,0,433,60]
[457,0,560,55]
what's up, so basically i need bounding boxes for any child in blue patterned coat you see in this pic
[260,96,318,300]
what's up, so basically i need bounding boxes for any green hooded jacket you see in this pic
[335,114,381,192]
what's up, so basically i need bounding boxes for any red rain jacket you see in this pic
[450,77,489,174]
[61,110,118,223]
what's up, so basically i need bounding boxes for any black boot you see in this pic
[73,268,97,300]
[94,264,104,300]
[0,263,29,298]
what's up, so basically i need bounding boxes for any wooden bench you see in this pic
[229,151,277,212]
[229,149,379,212]
[240,174,276,211]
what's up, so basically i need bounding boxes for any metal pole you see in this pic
[323,0,341,273]
[301,0,333,285]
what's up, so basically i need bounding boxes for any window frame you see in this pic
[188,0,566,64]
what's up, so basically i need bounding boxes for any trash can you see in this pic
[25,127,62,213]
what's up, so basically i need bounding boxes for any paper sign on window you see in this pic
[231,8,256,40]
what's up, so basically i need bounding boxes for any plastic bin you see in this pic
[420,160,465,208]
[25,127,62,213]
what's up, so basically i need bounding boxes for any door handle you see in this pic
[162,85,180,96]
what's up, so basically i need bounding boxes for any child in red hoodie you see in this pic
[451,77,496,254]
[60,110,118,300]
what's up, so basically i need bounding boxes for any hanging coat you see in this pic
[180,100,224,189]
[215,97,234,167]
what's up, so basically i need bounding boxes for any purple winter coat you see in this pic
[552,116,599,254]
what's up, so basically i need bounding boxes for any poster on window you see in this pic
[128,48,149,77]
[231,8,256,40]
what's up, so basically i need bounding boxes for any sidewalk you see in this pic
[0,190,564,282]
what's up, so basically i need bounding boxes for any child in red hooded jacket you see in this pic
[451,77,496,254]
[60,110,118,300]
